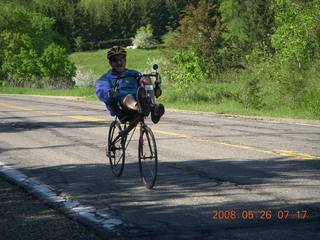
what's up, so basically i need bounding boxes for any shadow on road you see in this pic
[11,155,319,236]
[0,119,106,133]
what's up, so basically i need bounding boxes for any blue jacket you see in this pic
[96,69,140,116]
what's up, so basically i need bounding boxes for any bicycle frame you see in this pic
[110,114,144,146]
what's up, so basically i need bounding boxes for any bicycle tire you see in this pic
[138,125,158,189]
[107,120,125,177]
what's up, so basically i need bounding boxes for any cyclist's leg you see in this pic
[140,77,165,123]
[119,93,150,116]
[120,94,138,111]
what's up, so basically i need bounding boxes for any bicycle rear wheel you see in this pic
[107,120,125,177]
[138,125,158,189]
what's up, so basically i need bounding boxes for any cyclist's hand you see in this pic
[155,86,162,98]
[154,82,162,97]
[139,76,152,86]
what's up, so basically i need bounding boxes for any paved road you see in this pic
[0,94,319,239]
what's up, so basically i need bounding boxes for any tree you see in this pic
[220,0,275,60]
[164,0,200,31]
[40,43,76,87]
[31,0,76,50]
[166,0,225,73]
[271,0,320,68]
[0,4,75,87]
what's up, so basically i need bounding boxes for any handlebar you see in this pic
[112,65,162,94]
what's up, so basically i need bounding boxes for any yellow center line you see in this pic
[67,115,107,122]
[1,102,319,160]
[154,130,277,156]
[274,149,320,160]
[0,103,34,111]
[46,112,65,116]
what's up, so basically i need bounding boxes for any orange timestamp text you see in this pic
[211,209,308,220]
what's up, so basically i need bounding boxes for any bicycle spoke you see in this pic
[107,120,125,177]
[139,126,158,189]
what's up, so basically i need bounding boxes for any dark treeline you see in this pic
[4,0,197,51]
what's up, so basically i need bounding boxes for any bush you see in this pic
[165,48,208,86]
[132,24,159,49]
[0,6,75,88]
[74,36,84,51]
[40,43,76,88]
[72,66,98,87]
[1,32,42,86]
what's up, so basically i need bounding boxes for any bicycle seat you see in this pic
[117,109,140,124]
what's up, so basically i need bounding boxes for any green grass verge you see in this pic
[1,48,318,120]
[161,100,318,120]
[1,86,318,120]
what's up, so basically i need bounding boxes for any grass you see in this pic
[160,88,320,120]
[162,100,317,120]
[1,85,318,120]
[69,48,162,76]
[1,47,319,120]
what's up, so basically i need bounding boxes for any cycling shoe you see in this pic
[151,104,165,124]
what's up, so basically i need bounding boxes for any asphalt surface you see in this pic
[0,94,320,239]
[1,152,319,240]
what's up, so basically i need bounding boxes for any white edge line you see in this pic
[0,161,123,231]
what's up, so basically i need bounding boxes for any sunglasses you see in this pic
[111,56,125,62]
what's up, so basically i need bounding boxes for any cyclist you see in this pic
[96,46,165,123]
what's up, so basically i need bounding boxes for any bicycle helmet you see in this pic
[107,46,127,60]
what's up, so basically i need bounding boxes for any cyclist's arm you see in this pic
[95,77,113,104]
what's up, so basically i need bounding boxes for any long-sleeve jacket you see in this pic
[95,69,140,116]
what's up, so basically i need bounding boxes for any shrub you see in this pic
[0,6,75,88]
[40,43,76,88]
[74,36,84,51]
[164,48,208,87]
[73,66,98,87]
[132,24,158,49]
[1,32,42,86]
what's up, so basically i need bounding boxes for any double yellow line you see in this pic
[1,102,319,160]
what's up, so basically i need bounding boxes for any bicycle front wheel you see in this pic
[138,125,158,189]
[107,120,125,177]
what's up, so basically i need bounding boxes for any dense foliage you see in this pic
[0,3,75,87]
[1,0,319,118]
[0,0,194,87]
[163,0,320,118]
